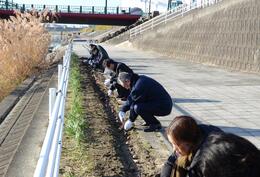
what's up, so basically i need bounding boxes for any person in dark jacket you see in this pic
[80,43,96,63]
[88,44,109,70]
[160,115,223,177]
[103,59,133,100]
[117,72,172,132]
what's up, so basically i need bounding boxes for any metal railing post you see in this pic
[165,12,167,24]
[49,88,56,120]
[5,0,8,10]
[34,43,72,177]
[58,64,62,88]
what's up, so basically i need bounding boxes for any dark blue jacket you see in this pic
[121,74,172,112]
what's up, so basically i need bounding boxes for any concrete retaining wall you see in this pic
[109,0,260,73]
[107,30,131,45]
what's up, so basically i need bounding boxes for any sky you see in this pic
[13,0,169,12]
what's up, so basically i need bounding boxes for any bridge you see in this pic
[0,0,142,26]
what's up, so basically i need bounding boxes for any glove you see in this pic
[124,120,133,131]
[118,111,126,122]
[104,79,111,87]
[107,89,113,96]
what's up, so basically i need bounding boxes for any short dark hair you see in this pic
[103,58,115,68]
[195,133,260,177]
[166,116,201,145]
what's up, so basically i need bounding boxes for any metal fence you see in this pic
[0,1,132,15]
[34,43,72,177]
[130,0,223,38]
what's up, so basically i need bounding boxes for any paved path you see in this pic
[0,67,57,177]
[74,42,260,148]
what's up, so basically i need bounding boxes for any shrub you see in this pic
[0,11,51,101]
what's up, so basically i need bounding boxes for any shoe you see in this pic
[141,122,150,126]
[144,124,162,132]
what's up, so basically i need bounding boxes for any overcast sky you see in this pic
[14,0,169,12]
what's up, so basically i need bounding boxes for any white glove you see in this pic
[107,89,113,96]
[118,111,126,122]
[104,79,111,87]
[124,120,134,131]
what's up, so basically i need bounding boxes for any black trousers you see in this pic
[115,83,130,98]
[110,83,130,98]
[129,100,172,124]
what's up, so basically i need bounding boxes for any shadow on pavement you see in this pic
[173,98,220,103]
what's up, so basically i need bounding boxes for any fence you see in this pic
[130,0,223,38]
[0,1,132,15]
[34,43,72,177]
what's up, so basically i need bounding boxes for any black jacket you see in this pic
[91,45,109,66]
[97,45,109,61]
[121,74,172,113]
[110,62,133,90]
[160,124,223,177]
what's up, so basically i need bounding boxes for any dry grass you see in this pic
[0,11,51,101]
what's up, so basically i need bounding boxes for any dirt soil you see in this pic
[60,63,161,177]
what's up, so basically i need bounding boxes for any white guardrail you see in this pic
[130,0,223,38]
[34,43,73,177]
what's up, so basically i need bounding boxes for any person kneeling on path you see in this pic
[103,59,133,100]
[117,72,172,132]
[160,115,223,177]
[87,44,109,70]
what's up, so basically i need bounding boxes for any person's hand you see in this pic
[119,119,126,130]
[107,89,113,96]
[118,111,126,122]
[104,79,111,87]
[124,120,134,131]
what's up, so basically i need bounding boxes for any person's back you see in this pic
[96,45,109,60]
[191,133,260,177]
[133,75,171,103]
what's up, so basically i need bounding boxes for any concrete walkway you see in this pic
[74,42,260,148]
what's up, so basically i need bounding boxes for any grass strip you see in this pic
[60,53,93,177]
